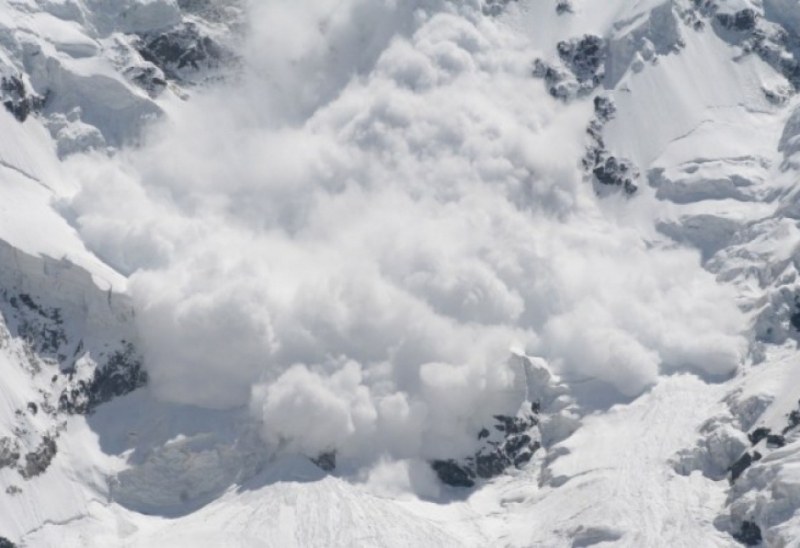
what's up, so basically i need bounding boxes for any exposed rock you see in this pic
[137,23,228,82]
[783,401,800,434]
[311,451,336,472]
[59,343,148,415]
[0,537,16,548]
[729,451,761,483]
[556,1,573,15]
[533,35,607,100]
[732,520,762,546]
[582,96,639,195]
[766,434,786,448]
[431,459,475,488]
[592,154,639,193]
[748,427,771,445]
[716,10,758,33]
[0,437,20,469]
[19,435,57,479]
[432,408,541,487]
[557,35,606,86]
[1,76,45,122]
[593,95,616,122]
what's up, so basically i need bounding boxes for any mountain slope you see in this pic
[1,0,800,546]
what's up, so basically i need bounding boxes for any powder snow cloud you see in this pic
[64,0,747,460]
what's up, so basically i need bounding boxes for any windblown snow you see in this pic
[0,0,799,546]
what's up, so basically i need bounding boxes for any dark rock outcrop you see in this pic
[19,435,57,479]
[716,10,757,33]
[0,437,20,469]
[732,520,762,546]
[748,427,770,445]
[1,76,45,122]
[729,451,761,482]
[59,343,148,415]
[783,401,800,434]
[557,35,606,85]
[311,451,336,472]
[432,459,475,488]
[583,96,639,195]
[432,405,541,487]
[556,1,573,15]
[137,23,227,82]
[533,35,607,100]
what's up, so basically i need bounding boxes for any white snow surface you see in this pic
[0,0,800,546]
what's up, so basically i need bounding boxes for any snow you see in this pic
[2,0,800,546]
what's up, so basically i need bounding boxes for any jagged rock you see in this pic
[790,308,800,331]
[748,427,771,445]
[19,435,57,479]
[591,153,639,194]
[1,76,45,123]
[732,520,762,546]
[766,434,786,448]
[532,59,572,100]
[59,343,148,415]
[593,96,616,122]
[311,451,336,472]
[556,1,573,15]
[533,34,607,100]
[0,437,20,469]
[557,35,606,87]
[716,10,757,33]
[783,402,800,434]
[3,291,67,359]
[432,459,475,488]
[137,23,226,81]
[0,536,16,548]
[730,451,761,482]
[432,409,541,487]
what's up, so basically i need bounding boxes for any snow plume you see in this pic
[64,1,746,461]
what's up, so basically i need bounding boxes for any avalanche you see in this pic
[0,0,800,547]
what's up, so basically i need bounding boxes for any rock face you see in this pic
[58,343,148,415]
[19,436,57,479]
[432,408,541,488]
[0,241,145,480]
[583,96,639,195]
[533,35,607,100]
[1,76,45,122]
[431,355,574,488]
[733,521,762,546]
[136,23,230,82]
[311,451,336,472]
[716,10,758,33]
[557,35,606,88]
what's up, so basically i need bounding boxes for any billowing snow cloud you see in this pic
[64,1,746,460]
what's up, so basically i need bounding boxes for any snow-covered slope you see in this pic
[2,0,800,546]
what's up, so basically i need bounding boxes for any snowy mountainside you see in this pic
[1,0,800,546]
